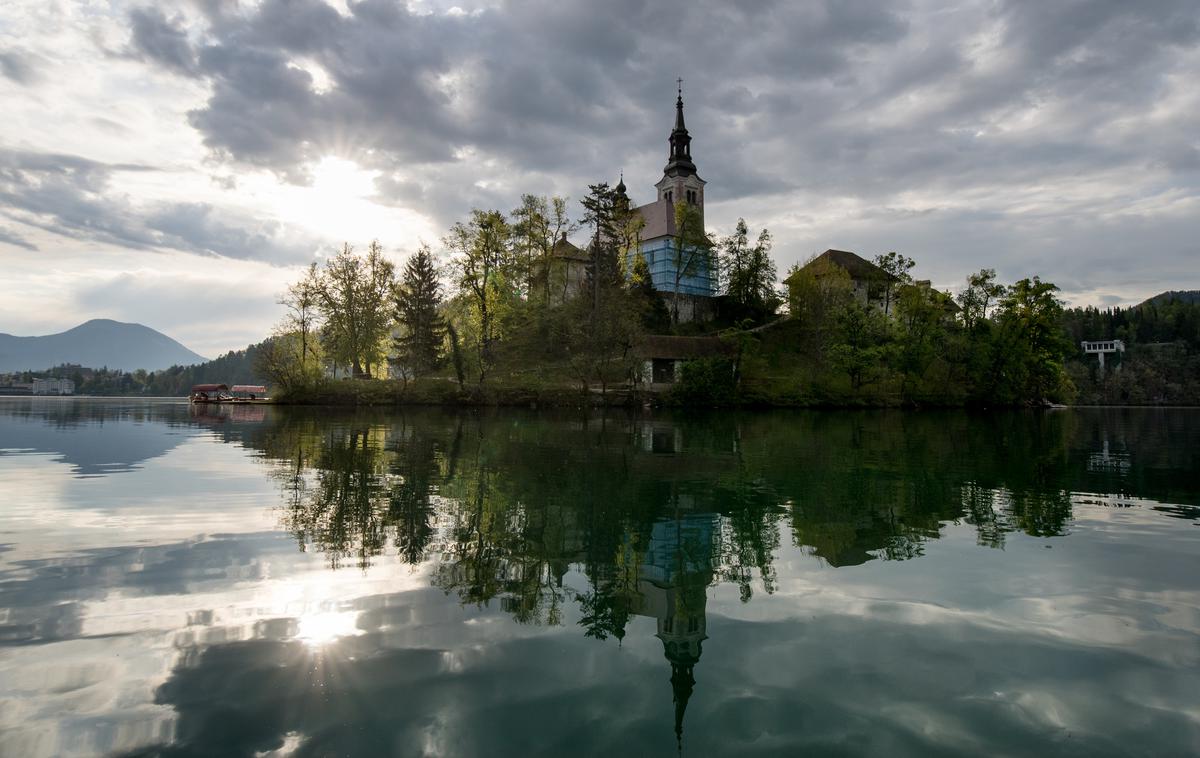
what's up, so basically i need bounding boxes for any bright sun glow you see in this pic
[244,156,437,253]
[312,156,378,199]
[295,611,361,647]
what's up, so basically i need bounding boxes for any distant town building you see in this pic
[32,377,75,395]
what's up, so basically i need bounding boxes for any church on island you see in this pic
[550,85,716,322]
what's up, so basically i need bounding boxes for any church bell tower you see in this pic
[655,80,706,227]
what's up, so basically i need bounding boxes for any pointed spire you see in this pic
[675,78,686,131]
[664,78,697,178]
[671,662,695,750]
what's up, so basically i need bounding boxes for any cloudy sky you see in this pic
[1,0,1197,357]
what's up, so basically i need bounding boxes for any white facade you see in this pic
[32,378,75,395]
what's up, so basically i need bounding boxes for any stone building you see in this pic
[538,232,590,304]
[785,249,897,313]
[785,249,960,321]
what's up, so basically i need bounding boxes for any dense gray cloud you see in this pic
[0,148,315,263]
[0,225,37,251]
[109,0,1200,297]
[0,0,1197,323]
[0,50,41,85]
[126,6,199,76]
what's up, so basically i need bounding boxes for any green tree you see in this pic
[785,255,855,361]
[318,241,396,378]
[579,183,623,325]
[446,210,514,382]
[393,244,445,378]
[958,268,1007,330]
[995,277,1072,402]
[275,261,324,384]
[511,194,574,300]
[895,284,956,399]
[721,218,777,316]
[872,252,915,316]
[829,302,894,390]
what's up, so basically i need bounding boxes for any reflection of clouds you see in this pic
[0,532,432,757]
[0,399,194,476]
[2,405,1200,755]
[748,515,1200,672]
[4,512,1194,757]
[0,439,280,564]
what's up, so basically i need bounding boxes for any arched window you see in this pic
[665,190,672,203]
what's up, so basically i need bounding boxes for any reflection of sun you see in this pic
[295,611,361,647]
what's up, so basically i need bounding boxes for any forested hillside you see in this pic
[8,341,272,396]
[1062,294,1200,405]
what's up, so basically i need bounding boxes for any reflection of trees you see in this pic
[386,423,440,564]
[222,405,1200,750]
[283,427,390,569]
[263,415,444,570]
[250,406,1182,604]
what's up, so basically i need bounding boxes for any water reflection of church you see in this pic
[634,513,717,748]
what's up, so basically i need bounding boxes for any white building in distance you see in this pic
[33,378,75,395]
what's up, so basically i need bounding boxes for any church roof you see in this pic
[634,199,677,241]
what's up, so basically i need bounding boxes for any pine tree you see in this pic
[393,244,445,378]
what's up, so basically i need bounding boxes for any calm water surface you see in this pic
[0,399,1198,757]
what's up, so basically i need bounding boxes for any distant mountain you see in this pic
[1139,290,1200,307]
[0,319,209,372]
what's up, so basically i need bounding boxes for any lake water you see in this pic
[0,399,1197,757]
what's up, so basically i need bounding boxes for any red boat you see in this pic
[189,383,230,403]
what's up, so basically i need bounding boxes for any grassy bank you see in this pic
[274,377,648,408]
[272,374,995,409]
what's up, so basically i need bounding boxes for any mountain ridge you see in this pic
[1138,290,1200,307]
[0,319,209,372]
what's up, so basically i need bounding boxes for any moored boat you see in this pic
[230,385,270,403]
[189,383,230,403]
